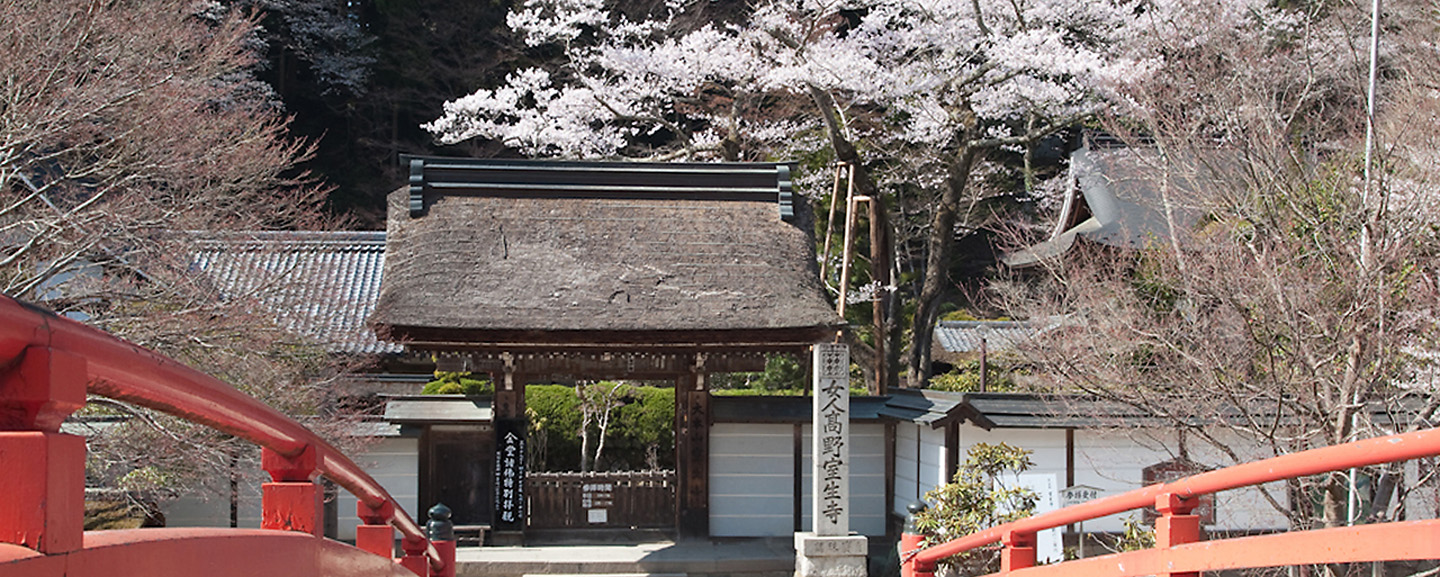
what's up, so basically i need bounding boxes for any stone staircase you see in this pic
[453,539,795,577]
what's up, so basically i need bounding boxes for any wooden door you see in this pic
[422,425,495,527]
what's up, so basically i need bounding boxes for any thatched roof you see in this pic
[371,157,843,349]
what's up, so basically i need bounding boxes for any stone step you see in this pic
[523,574,686,577]
[455,538,796,577]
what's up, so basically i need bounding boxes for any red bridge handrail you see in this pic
[911,425,1440,568]
[0,296,442,571]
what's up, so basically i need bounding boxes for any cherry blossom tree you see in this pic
[1,0,357,519]
[425,0,1153,388]
[994,0,1440,531]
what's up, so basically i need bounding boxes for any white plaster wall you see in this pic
[1404,459,1440,522]
[956,428,1068,484]
[894,423,921,515]
[1062,428,1170,532]
[163,453,263,529]
[334,436,420,541]
[709,423,795,537]
[918,425,948,502]
[892,425,1293,534]
[161,438,419,541]
[893,422,951,516]
[1177,429,1289,532]
[710,421,888,537]
[1068,428,1288,532]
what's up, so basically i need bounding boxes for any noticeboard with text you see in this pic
[493,418,527,530]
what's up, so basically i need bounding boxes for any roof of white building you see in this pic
[191,231,399,355]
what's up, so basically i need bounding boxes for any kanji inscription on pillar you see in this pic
[812,343,849,536]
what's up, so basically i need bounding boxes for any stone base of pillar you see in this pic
[794,532,867,577]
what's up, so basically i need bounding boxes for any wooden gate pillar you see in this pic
[0,347,86,554]
[674,354,711,538]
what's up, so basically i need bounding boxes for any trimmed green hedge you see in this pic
[523,384,675,472]
[420,372,494,395]
[418,376,679,471]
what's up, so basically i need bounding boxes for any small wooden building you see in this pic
[369,157,844,539]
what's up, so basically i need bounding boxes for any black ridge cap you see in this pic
[401,155,798,222]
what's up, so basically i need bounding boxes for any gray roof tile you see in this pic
[192,231,399,355]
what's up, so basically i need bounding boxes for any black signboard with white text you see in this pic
[493,418,527,530]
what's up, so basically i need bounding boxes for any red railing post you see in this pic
[261,445,323,537]
[900,531,933,577]
[899,501,934,577]
[0,347,87,554]
[1155,492,1201,577]
[1000,530,1037,573]
[426,504,456,577]
[400,537,430,577]
[357,500,397,559]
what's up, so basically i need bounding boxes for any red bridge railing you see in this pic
[900,426,1440,577]
[0,296,453,577]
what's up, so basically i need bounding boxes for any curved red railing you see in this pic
[902,426,1440,577]
[0,296,445,575]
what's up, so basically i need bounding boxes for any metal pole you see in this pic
[979,334,988,392]
[1361,0,1381,212]
[1354,0,1382,528]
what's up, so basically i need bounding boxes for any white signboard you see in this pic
[1060,484,1107,558]
[813,343,850,537]
[1060,484,1106,508]
[1015,474,1063,564]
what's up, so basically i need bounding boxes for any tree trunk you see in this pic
[869,175,894,395]
[907,146,979,387]
[593,400,613,470]
[1322,474,1347,528]
[580,415,593,472]
[806,84,895,392]
[229,452,240,528]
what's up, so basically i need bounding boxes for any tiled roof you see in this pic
[192,231,400,355]
[711,395,888,423]
[1003,146,1228,268]
[881,390,1430,430]
[933,320,1042,355]
[880,390,1161,429]
[383,395,492,424]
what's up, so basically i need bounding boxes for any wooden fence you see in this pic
[526,471,675,529]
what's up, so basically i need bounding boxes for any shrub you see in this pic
[914,443,1036,573]
[420,371,494,396]
[606,386,675,470]
[927,359,1017,393]
[525,385,582,472]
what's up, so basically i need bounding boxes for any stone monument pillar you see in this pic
[795,343,868,577]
